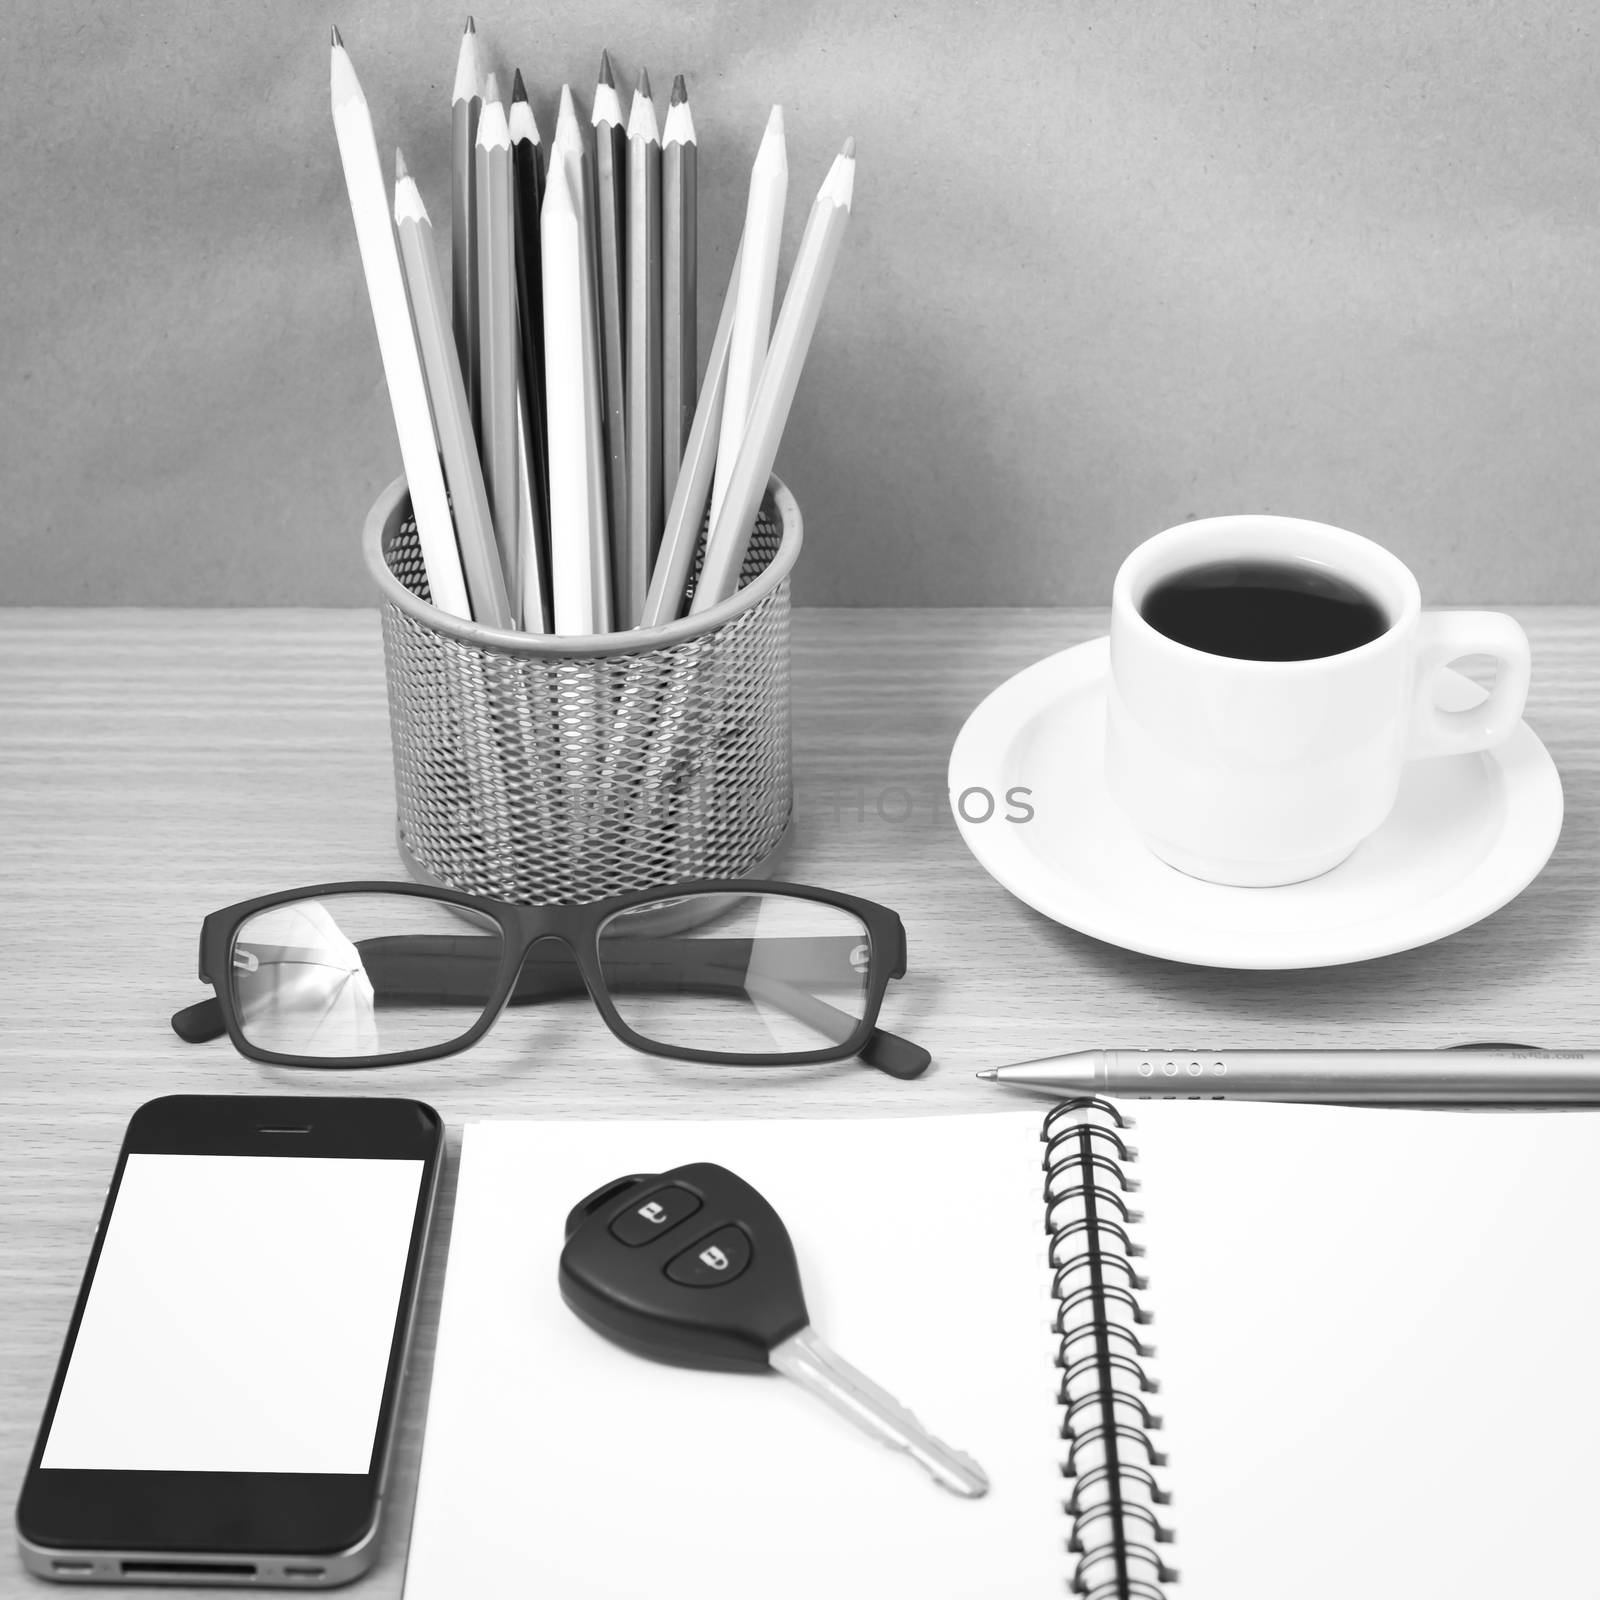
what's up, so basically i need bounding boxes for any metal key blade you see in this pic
[769,1326,990,1498]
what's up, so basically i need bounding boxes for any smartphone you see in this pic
[16,1095,444,1588]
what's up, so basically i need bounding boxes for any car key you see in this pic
[559,1161,990,1498]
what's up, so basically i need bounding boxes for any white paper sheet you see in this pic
[402,1115,1065,1599]
[1121,1101,1600,1598]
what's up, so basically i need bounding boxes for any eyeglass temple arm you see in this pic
[171,998,230,1042]
[734,972,929,1079]
[170,935,930,1079]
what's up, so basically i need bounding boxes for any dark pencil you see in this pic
[451,17,485,438]
[591,50,629,581]
[510,69,551,610]
[662,74,698,510]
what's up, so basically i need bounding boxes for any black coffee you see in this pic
[1139,559,1389,661]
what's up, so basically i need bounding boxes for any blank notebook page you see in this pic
[402,1115,1065,1600]
[1125,1100,1600,1599]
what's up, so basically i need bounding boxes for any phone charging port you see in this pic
[51,1561,95,1574]
[284,1567,326,1581]
[121,1561,257,1577]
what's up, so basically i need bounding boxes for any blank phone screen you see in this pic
[41,1153,424,1475]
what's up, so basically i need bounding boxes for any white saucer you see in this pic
[947,637,1564,969]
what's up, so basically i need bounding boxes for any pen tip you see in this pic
[975,1067,998,1082]
[599,48,615,87]
[464,14,475,32]
[670,73,687,104]
[330,23,343,48]
[842,135,856,159]
[393,146,408,182]
[512,66,528,101]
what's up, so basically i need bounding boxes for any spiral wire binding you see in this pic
[1045,1099,1178,1600]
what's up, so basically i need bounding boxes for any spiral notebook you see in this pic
[402,1107,1600,1599]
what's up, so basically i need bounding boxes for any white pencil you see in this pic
[622,72,663,629]
[541,145,600,634]
[661,75,698,510]
[552,85,613,632]
[393,149,511,629]
[639,237,743,628]
[476,83,520,616]
[706,106,787,538]
[692,140,855,612]
[330,27,470,619]
[591,51,629,596]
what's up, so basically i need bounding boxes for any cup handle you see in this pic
[1407,610,1531,759]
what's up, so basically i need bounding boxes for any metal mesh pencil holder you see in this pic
[363,473,800,904]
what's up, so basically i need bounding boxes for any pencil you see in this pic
[509,71,550,620]
[639,236,744,628]
[661,74,697,510]
[509,69,550,545]
[475,80,520,616]
[330,27,470,619]
[515,381,551,631]
[621,70,662,628]
[707,105,787,537]
[551,88,614,632]
[691,140,855,612]
[591,51,629,598]
[393,149,512,629]
[450,17,484,438]
[541,150,595,633]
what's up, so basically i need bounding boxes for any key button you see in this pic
[665,1225,752,1286]
[609,1184,703,1246]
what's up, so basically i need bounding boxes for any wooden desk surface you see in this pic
[2,606,1596,1596]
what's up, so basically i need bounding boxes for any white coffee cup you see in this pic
[1104,515,1532,887]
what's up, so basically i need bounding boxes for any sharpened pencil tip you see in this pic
[670,73,688,105]
[393,146,408,182]
[637,66,653,99]
[452,17,484,102]
[330,23,343,47]
[765,103,785,137]
[599,48,616,87]
[512,66,528,102]
[842,136,856,159]
[464,15,475,32]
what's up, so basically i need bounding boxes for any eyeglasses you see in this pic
[170,880,929,1078]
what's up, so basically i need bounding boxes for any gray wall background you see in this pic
[3,0,1597,606]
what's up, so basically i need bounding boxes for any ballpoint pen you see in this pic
[977,1046,1600,1103]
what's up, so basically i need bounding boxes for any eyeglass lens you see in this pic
[597,892,873,1059]
[229,894,503,1059]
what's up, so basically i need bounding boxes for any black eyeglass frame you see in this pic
[171,879,929,1079]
